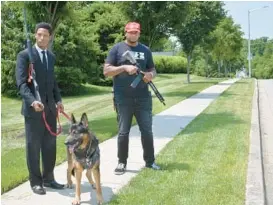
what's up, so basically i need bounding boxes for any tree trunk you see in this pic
[229,66,231,78]
[224,62,227,78]
[217,60,221,77]
[205,52,209,78]
[48,32,55,51]
[187,54,191,83]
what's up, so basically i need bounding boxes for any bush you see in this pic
[91,55,188,86]
[153,56,187,73]
[1,60,18,97]
[193,59,207,76]
[55,66,88,95]
[1,59,88,97]
[91,77,113,87]
[252,56,273,79]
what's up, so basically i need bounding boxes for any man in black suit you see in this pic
[16,22,64,195]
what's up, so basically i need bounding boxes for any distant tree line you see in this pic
[3,1,270,97]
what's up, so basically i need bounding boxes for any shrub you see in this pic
[90,77,113,87]
[55,66,88,95]
[153,56,187,73]
[193,59,207,76]
[1,60,18,97]
[1,59,89,97]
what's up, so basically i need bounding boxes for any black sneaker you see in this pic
[145,162,161,170]
[114,163,126,175]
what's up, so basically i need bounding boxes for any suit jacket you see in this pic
[16,46,62,118]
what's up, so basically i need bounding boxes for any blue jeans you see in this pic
[114,94,155,166]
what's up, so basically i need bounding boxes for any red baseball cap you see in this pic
[125,22,141,33]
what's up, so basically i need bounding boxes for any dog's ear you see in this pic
[71,113,77,124]
[80,113,88,127]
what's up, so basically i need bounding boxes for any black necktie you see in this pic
[42,50,47,70]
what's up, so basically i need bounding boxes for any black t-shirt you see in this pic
[105,42,154,97]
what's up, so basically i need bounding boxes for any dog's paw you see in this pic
[97,199,103,205]
[66,183,73,189]
[72,198,80,205]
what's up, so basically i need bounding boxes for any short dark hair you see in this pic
[35,22,52,35]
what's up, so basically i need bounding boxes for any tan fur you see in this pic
[67,136,103,205]
[79,134,90,149]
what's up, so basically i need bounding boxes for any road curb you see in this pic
[245,79,265,205]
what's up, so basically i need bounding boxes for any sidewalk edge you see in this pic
[245,79,265,205]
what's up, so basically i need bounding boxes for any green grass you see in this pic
[107,79,254,205]
[1,74,222,193]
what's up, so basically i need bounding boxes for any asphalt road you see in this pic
[258,79,273,205]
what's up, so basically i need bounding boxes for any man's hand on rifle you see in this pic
[123,65,138,75]
[142,72,153,83]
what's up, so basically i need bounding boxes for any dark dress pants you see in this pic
[24,105,56,187]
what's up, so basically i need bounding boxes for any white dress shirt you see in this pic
[35,44,48,68]
[31,44,61,107]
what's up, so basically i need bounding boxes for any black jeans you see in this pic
[115,94,155,166]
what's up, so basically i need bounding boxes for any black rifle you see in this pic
[122,50,166,106]
[23,6,41,102]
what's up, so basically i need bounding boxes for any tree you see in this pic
[24,1,70,50]
[149,37,176,52]
[171,1,225,83]
[210,17,244,77]
[1,2,25,61]
[251,39,273,79]
[84,2,127,62]
[1,2,26,96]
[199,34,216,77]
[117,1,188,50]
[250,37,269,56]
[53,2,128,83]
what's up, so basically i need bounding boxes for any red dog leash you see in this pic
[42,109,71,136]
[26,59,71,136]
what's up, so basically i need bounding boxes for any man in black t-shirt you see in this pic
[104,22,160,175]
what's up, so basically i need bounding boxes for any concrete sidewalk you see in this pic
[1,79,237,205]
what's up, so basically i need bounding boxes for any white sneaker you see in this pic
[114,163,126,175]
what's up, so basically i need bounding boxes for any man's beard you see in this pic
[127,39,137,44]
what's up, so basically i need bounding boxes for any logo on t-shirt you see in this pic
[130,51,145,60]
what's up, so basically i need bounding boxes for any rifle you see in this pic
[23,6,41,102]
[122,50,166,106]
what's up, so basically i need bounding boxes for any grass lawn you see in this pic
[1,74,223,193]
[107,79,254,205]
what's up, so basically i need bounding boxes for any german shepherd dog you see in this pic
[64,113,103,205]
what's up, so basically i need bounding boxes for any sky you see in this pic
[224,1,273,40]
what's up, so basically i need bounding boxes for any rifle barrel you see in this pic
[23,6,41,102]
